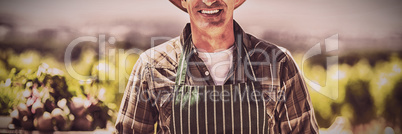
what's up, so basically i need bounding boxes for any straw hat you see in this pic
[169,0,246,12]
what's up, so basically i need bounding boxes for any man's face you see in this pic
[182,0,238,30]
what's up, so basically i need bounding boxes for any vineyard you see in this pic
[0,48,138,132]
[297,52,402,133]
[0,47,401,133]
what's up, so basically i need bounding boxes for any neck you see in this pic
[190,21,234,52]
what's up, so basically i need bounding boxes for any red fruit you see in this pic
[71,115,93,131]
[44,99,56,112]
[34,112,54,132]
[51,108,63,119]
[17,103,31,118]
[31,99,44,115]
[51,108,71,131]
[68,97,86,117]
[21,116,34,130]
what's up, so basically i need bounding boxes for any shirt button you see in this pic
[205,71,210,76]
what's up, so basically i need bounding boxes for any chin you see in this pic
[204,20,225,27]
[200,17,230,27]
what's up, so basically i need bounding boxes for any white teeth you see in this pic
[201,9,219,14]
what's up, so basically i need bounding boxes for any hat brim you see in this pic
[169,0,246,12]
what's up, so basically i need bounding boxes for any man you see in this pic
[115,0,319,133]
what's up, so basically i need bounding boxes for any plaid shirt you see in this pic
[115,21,319,134]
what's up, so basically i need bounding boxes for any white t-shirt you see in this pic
[196,46,234,85]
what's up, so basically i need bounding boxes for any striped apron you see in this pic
[170,36,269,134]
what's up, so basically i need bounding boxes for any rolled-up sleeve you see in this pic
[274,53,319,134]
[115,56,158,134]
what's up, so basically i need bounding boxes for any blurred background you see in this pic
[0,0,401,133]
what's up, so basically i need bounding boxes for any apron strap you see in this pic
[175,34,193,85]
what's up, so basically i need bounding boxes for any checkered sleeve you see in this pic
[115,56,158,134]
[275,51,319,134]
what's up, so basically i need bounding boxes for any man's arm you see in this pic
[275,52,319,134]
[115,57,158,134]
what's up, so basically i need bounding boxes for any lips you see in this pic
[201,9,219,14]
[198,9,223,16]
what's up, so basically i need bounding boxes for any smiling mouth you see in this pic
[198,9,223,15]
